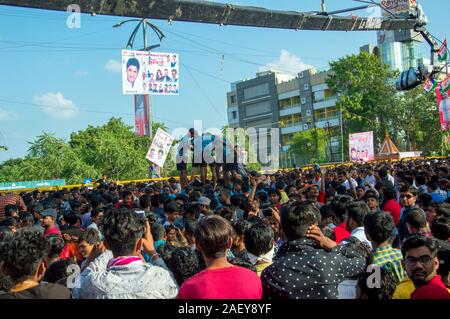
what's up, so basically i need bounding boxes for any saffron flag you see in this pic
[438,39,448,62]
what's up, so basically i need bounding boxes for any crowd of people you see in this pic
[0,157,449,299]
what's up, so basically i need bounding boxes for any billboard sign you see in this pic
[0,179,66,191]
[349,131,375,162]
[122,50,179,95]
[146,128,175,167]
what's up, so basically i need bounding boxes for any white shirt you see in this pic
[342,178,358,190]
[350,227,372,249]
[364,175,376,187]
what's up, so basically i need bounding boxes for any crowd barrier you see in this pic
[1,156,447,194]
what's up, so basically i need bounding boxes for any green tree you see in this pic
[289,128,328,164]
[327,52,398,156]
[0,118,176,184]
[390,87,446,154]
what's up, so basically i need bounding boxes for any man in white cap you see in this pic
[197,197,212,217]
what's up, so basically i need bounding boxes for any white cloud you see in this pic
[104,59,121,73]
[34,92,78,119]
[0,108,16,121]
[74,69,89,77]
[260,49,314,75]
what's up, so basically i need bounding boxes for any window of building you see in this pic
[243,83,270,100]
[230,95,237,104]
[279,96,301,110]
[314,107,338,122]
[231,111,237,119]
[244,100,272,117]
[280,113,302,128]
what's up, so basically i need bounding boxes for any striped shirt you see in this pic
[372,244,406,282]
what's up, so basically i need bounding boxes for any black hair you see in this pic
[157,244,178,265]
[399,185,418,196]
[78,228,100,245]
[347,201,370,227]
[227,257,256,272]
[139,194,151,210]
[232,219,251,238]
[185,203,200,219]
[363,211,395,244]
[121,190,132,200]
[215,207,233,222]
[168,247,200,286]
[433,203,450,219]
[184,219,199,239]
[319,205,334,221]
[405,208,427,230]
[0,216,18,228]
[230,194,242,207]
[19,212,35,226]
[244,222,274,257]
[331,195,354,218]
[275,180,285,191]
[383,187,397,201]
[257,191,268,204]
[416,174,426,186]
[100,209,145,256]
[281,202,320,241]
[151,222,166,241]
[426,180,438,191]
[91,207,104,219]
[45,234,65,260]
[164,201,180,214]
[267,189,281,199]
[126,57,140,71]
[0,272,12,293]
[4,204,18,216]
[401,234,437,257]
[430,217,450,241]
[64,212,81,226]
[0,229,49,284]
[151,194,161,208]
[357,266,398,299]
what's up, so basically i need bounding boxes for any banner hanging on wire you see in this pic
[122,50,179,95]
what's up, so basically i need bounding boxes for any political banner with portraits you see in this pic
[436,85,450,131]
[146,128,175,167]
[349,131,375,162]
[122,50,179,95]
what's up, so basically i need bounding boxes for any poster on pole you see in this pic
[134,95,149,136]
[349,131,375,162]
[436,83,450,131]
[146,128,175,167]
[122,50,179,95]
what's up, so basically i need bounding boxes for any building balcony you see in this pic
[313,97,337,110]
[315,117,340,128]
[281,124,303,135]
[279,105,301,117]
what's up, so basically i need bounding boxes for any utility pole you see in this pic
[339,104,344,163]
[321,0,326,14]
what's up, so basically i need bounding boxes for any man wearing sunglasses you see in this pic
[401,235,450,299]
[397,186,420,245]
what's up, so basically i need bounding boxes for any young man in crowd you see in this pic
[364,210,406,283]
[261,202,366,299]
[178,215,262,299]
[0,229,71,299]
[74,209,178,299]
[41,209,61,237]
[402,235,450,299]
[244,222,275,276]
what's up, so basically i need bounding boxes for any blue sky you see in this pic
[0,0,449,163]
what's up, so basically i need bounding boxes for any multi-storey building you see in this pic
[226,69,343,168]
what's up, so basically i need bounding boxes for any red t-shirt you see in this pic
[44,226,61,237]
[411,275,450,299]
[333,222,351,244]
[178,266,262,299]
[383,199,401,225]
